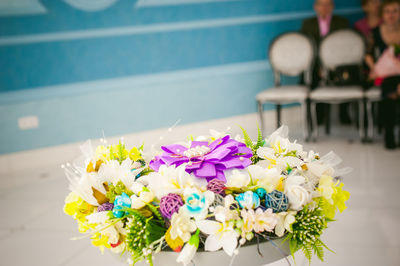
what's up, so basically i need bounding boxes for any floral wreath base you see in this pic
[63,125,350,266]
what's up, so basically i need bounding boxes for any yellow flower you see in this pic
[317,175,335,204]
[318,179,350,220]
[129,147,142,161]
[95,145,110,161]
[91,232,111,253]
[63,192,95,223]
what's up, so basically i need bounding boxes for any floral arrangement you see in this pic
[63,126,350,265]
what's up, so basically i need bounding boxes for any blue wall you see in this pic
[0,0,362,154]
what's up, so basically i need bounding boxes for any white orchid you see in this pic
[140,164,207,200]
[275,211,297,237]
[247,165,281,192]
[214,194,239,223]
[225,168,251,188]
[196,219,238,256]
[97,158,143,189]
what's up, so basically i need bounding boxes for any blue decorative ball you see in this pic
[113,192,131,218]
[265,190,289,213]
[255,188,267,199]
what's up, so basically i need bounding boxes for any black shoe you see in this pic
[384,129,396,150]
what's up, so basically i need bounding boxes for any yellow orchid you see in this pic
[91,232,111,253]
[129,147,142,161]
[317,178,350,220]
[317,175,336,204]
[63,192,95,224]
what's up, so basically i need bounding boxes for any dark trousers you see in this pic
[381,76,400,148]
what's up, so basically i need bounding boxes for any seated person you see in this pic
[366,0,400,149]
[301,0,350,125]
[355,0,382,44]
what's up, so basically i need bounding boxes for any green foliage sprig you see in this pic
[284,204,333,264]
[106,181,133,203]
[240,126,265,164]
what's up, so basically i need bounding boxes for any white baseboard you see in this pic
[0,106,303,180]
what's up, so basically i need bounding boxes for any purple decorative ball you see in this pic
[207,179,226,196]
[159,193,184,219]
[98,202,114,212]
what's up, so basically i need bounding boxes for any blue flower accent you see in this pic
[113,192,131,218]
[235,191,260,209]
[185,193,207,216]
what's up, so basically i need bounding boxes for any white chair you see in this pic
[309,29,365,141]
[256,32,315,140]
[365,86,381,141]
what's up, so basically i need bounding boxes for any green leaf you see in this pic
[302,244,313,265]
[240,126,254,149]
[313,240,324,261]
[256,125,264,149]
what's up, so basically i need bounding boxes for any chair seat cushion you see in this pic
[256,86,308,103]
[310,86,363,101]
[365,87,381,100]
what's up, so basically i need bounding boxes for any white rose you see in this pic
[130,195,146,209]
[225,169,250,188]
[285,185,311,211]
[140,190,154,203]
[285,175,311,211]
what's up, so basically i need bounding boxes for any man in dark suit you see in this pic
[301,0,349,87]
[301,0,351,126]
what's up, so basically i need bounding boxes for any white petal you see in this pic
[205,234,222,252]
[177,244,197,266]
[196,220,221,235]
[221,231,237,256]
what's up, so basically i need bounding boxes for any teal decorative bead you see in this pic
[255,188,267,199]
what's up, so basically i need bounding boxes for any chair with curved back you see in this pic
[309,29,366,141]
[256,32,315,140]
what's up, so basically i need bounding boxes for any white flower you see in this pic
[101,225,120,245]
[177,242,197,266]
[214,195,239,223]
[130,195,146,209]
[284,175,311,211]
[256,147,277,168]
[65,171,107,206]
[240,209,255,238]
[176,231,200,266]
[86,211,109,224]
[253,208,278,233]
[170,209,197,242]
[247,165,281,192]
[225,169,250,188]
[196,220,238,256]
[183,190,214,220]
[140,164,207,199]
[98,159,142,188]
[275,211,296,237]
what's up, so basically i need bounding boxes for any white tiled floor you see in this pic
[1,123,399,266]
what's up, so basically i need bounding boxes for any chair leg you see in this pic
[301,101,309,141]
[367,100,374,141]
[311,101,318,141]
[276,104,281,128]
[325,104,331,135]
[358,100,365,141]
[258,101,264,136]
